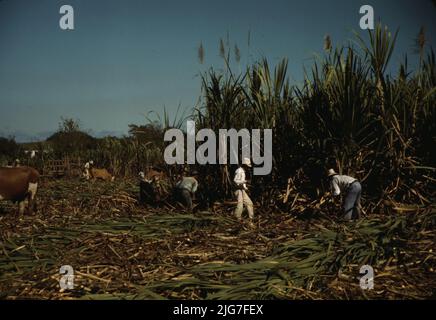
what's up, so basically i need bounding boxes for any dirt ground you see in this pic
[0,178,434,300]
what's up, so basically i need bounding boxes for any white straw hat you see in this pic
[327,168,337,177]
[242,158,252,167]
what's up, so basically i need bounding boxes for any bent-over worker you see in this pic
[327,169,362,221]
[174,174,198,210]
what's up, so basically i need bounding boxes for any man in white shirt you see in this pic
[84,160,94,180]
[234,158,254,222]
[327,169,362,221]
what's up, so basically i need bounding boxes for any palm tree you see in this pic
[324,35,332,53]
[414,27,427,85]
[198,42,205,65]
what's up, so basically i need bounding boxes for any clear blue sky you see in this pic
[0,0,435,141]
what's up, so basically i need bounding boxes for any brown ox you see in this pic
[0,166,40,214]
[90,168,115,181]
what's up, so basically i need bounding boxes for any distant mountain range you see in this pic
[91,130,127,139]
[0,130,126,143]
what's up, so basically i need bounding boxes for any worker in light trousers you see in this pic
[234,158,254,223]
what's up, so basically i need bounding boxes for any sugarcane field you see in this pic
[0,0,435,304]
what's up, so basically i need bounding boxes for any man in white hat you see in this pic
[138,171,160,206]
[234,157,254,223]
[327,168,362,221]
[84,160,94,180]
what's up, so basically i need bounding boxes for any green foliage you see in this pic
[192,24,435,204]
[46,118,97,157]
[0,136,21,165]
[18,24,434,205]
